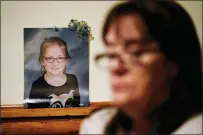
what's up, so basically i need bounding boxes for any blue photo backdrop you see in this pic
[24,28,89,107]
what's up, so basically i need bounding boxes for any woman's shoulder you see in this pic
[79,107,118,134]
[173,113,202,134]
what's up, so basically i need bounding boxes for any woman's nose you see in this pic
[109,58,127,76]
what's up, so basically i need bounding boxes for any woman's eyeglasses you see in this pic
[95,52,140,70]
[44,57,67,63]
[95,47,160,70]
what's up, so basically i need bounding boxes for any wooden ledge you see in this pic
[1,102,112,118]
[1,102,112,135]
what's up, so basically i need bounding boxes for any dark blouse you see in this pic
[27,73,80,108]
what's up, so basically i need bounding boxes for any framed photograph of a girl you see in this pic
[24,28,89,108]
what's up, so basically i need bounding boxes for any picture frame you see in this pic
[24,24,90,108]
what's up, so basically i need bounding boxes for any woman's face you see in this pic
[41,44,68,76]
[104,15,177,112]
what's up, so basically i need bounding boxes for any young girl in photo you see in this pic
[28,37,80,108]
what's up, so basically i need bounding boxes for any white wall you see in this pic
[1,1,202,105]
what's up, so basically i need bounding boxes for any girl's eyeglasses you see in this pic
[44,57,67,63]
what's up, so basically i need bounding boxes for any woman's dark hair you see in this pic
[102,0,202,134]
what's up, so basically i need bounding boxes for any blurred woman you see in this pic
[80,0,202,134]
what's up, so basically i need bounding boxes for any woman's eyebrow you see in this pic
[105,39,142,47]
[124,38,148,46]
[123,38,146,50]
